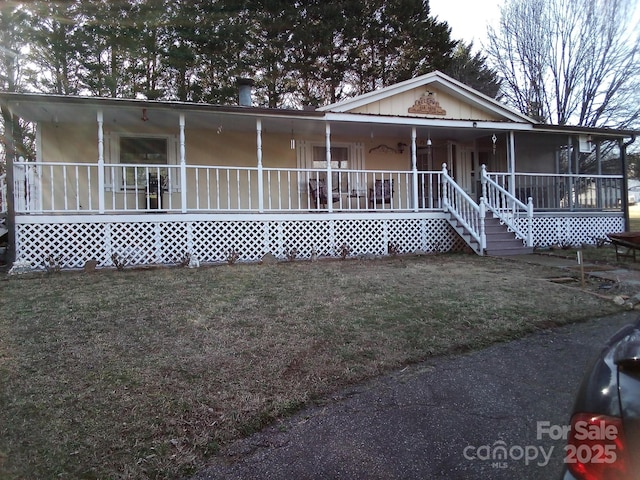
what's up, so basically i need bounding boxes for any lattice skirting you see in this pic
[15,216,467,270]
[514,214,624,247]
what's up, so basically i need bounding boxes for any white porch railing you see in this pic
[482,165,533,247]
[9,158,625,217]
[12,158,447,214]
[486,171,623,211]
[441,164,486,253]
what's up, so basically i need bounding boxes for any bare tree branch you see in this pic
[486,0,640,129]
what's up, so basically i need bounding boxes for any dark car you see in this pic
[562,318,640,480]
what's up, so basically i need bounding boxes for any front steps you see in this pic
[483,217,533,256]
[447,214,533,256]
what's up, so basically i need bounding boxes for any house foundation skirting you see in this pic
[14,212,467,270]
[14,212,625,270]
[517,212,624,248]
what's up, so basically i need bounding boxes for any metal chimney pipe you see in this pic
[237,78,254,106]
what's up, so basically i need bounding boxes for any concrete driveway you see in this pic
[192,311,637,480]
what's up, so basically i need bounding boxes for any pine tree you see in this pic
[444,42,501,99]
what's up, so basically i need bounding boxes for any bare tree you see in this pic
[486,0,640,129]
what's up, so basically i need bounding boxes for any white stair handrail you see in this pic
[481,165,533,247]
[441,163,486,252]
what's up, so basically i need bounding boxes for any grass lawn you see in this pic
[0,254,622,479]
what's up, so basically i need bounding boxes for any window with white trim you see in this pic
[120,137,168,189]
[312,145,349,193]
[107,134,178,191]
[297,141,365,194]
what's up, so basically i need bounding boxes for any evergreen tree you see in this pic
[74,0,141,97]
[444,41,501,99]
[289,0,359,106]
[7,0,501,109]
[190,0,251,104]
[27,1,84,95]
[348,0,455,94]
[0,1,33,162]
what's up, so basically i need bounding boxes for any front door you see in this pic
[450,143,476,198]
[417,148,436,208]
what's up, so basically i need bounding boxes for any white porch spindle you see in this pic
[325,122,333,213]
[97,110,105,213]
[256,119,264,213]
[411,127,418,212]
[179,114,187,212]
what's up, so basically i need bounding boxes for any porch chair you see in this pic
[369,179,394,208]
[309,178,340,209]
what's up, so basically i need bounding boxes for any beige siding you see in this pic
[350,86,502,121]
[37,123,320,211]
[41,122,98,163]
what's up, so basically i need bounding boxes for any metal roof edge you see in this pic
[532,123,640,138]
[0,91,325,118]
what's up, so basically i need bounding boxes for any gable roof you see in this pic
[318,70,535,124]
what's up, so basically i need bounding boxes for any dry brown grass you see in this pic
[0,254,621,479]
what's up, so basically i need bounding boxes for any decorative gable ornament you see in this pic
[408,91,446,115]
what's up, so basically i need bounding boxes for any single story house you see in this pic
[0,71,637,270]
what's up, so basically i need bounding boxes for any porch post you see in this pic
[479,196,486,252]
[567,136,574,211]
[325,122,333,212]
[97,110,105,213]
[256,118,264,212]
[411,127,418,212]
[508,131,516,205]
[179,114,187,213]
[441,163,449,211]
[620,138,630,231]
[596,141,602,210]
[527,197,534,247]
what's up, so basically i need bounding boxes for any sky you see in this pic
[428,0,505,48]
[429,0,640,48]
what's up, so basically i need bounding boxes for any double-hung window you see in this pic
[312,145,350,194]
[107,134,178,192]
[296,140,365,196]
[120,137,168,190]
